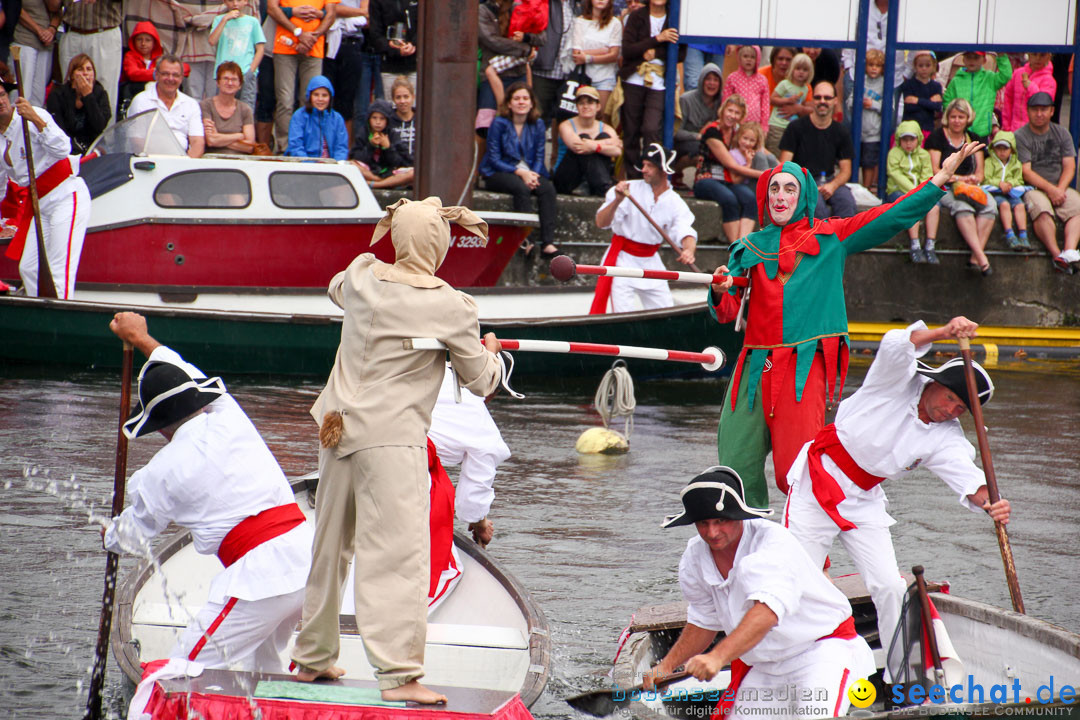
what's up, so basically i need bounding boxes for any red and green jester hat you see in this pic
[708,161,944,508]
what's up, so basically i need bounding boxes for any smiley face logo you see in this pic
[848,678,876,709]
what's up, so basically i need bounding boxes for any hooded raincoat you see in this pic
[286,76,349,160]
[707,162,944,507]
[122,21,165,83]
[1000,60,1056,132]
[984,130,1025,190]
[722,46,770,132]
[942,54,1012,137]
[885,121,932,196]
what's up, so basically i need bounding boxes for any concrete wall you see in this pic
[373,189,1080,327]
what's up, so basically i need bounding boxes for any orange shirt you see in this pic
[273,0,339,58]
[759,65,780,94]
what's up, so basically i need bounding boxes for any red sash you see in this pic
[4,158,76,261]
[588,233,662,314]
[712,617,857,718]
[427,438,455,599]
[806,424,886,532]
[217,503,306,568]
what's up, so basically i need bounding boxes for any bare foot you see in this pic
[382,680,448,704]
[295,664,346,682]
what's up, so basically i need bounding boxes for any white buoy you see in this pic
[575,427,629,455]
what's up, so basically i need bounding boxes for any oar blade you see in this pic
[565,688,624,717]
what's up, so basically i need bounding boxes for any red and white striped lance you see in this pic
[548,256,749,287]
[404,338,726,372]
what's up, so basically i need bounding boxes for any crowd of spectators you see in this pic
[0,0,1076,272]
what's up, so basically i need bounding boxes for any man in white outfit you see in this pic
[592,143,697,314]
[783,316,1011,678]
[644,467,875,719]
[0,83,91,298]
[103,312,313,673]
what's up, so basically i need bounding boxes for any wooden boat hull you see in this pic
[0,294,742,379]
[111,477,550,713]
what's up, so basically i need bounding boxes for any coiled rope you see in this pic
[594,360,636,438]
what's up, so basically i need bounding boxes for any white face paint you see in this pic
[767,172,800,225]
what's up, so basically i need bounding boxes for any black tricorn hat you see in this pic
[636,142,676,175]
[123,358,226,438]
[661,466,773,528]
[916,357,993,411]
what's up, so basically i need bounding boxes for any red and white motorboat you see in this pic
[0,110,537,290]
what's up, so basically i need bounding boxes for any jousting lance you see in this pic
[404,338,726,372]
[550,255,748,287]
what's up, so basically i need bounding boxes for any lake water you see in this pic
[1,357,1078,718]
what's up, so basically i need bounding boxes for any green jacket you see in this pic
[943,54,1012,137]
[886,120,933,195]
[984,130,1025,188]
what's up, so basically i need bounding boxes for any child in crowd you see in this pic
[886,121,938,264]
[349,99,414,188]
[729,122,777,186]
[982,130,1032,251]
[943,50,1011,137]
[484,0,546,106]
[859,49,885,192]
[723,45,770,134]
[766,52,812,157]
[122,22,163,86]
[899,50,942,137]
[209,0,266,107]
[386,76,417,188]
[287,76,348,160]
[1000,52,1056,131]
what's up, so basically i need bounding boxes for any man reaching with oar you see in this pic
[102,312,314,713]
[783,316,1011,679]
[642,467,876,718]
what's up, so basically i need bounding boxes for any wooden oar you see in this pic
[911,565,945,685]
[566,669,692,717]
[84,342,134,720]
[620,190,702,273]
[957,336,1025,614]
[549,255,748,287]
[9,46,55,299]
[405,338,726,372]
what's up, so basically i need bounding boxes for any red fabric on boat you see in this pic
[142,687,537,720]
[589,234,660,314]
[4,158,76,261]
[217,503,306,568]
[428,438,455,599]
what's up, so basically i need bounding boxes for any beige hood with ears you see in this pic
[370,196,488,288]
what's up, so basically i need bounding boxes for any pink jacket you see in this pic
[1000,61,1056,132]
[723,46,770,133]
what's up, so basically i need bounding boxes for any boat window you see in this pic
[153,170,252,209]
[269,171,359,209]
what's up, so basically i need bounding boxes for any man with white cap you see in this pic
[591,142,697,314]
[643,467,875,719]
[102,311,313,673]
[783,315,1011,678]
[292,197,504,704]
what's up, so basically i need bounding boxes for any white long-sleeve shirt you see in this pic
[597,180,697,282]
[679,520,853,666]
[0,106,77,189]
[788,321,986,529]
[104,346,313,603]
[428,369,511,523]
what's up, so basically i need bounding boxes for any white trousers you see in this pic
[610,275,674,313]
[12,44,52,106]
[59,27,122,121]
[172,588,305,672]
[784,470,907,680]
[732,637,875,720]
[18,177,91,299]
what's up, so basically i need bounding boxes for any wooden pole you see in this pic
[9,46,56,299]
[911,565,944,684]
[957,337,1025,614]
[84,343,134,720]
[621,191,702,272]
[416,0,477,205]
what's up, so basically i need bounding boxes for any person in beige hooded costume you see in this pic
[291,197,504,704]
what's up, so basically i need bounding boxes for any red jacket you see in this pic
[122,21,169,83]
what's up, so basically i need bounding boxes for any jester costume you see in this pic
[709,162,944,508]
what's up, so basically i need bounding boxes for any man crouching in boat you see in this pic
[291,197,503,704]
[783,316,1010,680]
[642,467,875,718]
[102,312,313,673]
[0,82,90,299]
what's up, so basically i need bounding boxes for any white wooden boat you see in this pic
[110,476,550,719]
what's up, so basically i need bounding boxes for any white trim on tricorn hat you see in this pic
[661,466,773,528]
[123,357,226,439]
[916,357,993,410]
[636,142,677,176]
